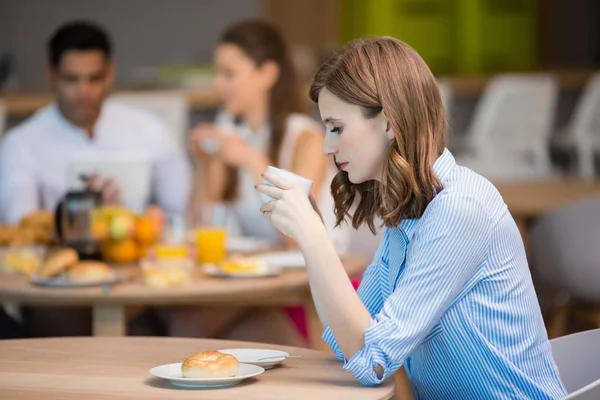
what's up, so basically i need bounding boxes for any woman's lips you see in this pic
[337,162,349,171]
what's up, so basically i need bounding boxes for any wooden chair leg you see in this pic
[393,368,414,400]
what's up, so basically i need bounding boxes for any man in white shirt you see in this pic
[0,21,190,337]
[0,21,191,224]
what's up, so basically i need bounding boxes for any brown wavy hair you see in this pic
[219,19,303,201]
[309,37,446,233]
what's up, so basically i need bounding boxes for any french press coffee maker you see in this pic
[55,189,103,260]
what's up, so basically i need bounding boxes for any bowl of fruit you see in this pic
[91,205,164,264]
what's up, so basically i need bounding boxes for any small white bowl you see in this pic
[218,348,291,369]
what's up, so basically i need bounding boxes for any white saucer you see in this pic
[219,348,291,369]
[226,236,272,253]
[149,362,264,388]
[258,251,306,269]
[30,271,125,287]
[201,264,281,279]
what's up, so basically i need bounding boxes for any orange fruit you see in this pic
[102,239,140,264]
[91,217,109,240]
[135,216,158,246]
[144,205,164,231]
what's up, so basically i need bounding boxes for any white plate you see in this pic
[258,251,306,269]
[149,362,264,388]
[201,264,281,279]
[219,348,290,369]
[30,271,125,287]
[226,237,272,253]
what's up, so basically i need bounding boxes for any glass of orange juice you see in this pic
[148,213,191,260]
[192,203,228,264]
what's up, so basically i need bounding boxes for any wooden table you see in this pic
[0,254,367,349]
[0,337,395,399]
[2,88,220,119]
[494,178,600,246]
[444,68,596,97]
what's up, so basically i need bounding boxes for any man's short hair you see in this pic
[48,21,112,67]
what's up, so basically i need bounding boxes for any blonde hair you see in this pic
[309,37,446,233]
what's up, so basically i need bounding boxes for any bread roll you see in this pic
[67,261,112,282]
[181,351,239,378]
[20,210,54,231]
[39,248,79,278]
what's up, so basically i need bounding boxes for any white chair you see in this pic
[550,329,600,399]
[455,74,558,181]
[529,196,600,338]
[438,78,452,118]
[110,91,190,149]
[0,100,6,139]
[552,73,600,179]
[438,78,453,144]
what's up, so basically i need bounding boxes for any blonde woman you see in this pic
[256,37,566,398]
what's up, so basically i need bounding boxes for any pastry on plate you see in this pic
[219,256,267,275]
[67,261,112,282]
[181,350,239,378]
[39,248,79,279]
[19,210,54,231]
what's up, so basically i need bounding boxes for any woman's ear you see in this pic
[381,110,395,140]
[385,121,395,141]
[259,60,280,90]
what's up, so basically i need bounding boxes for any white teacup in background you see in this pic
[261,166,313,204]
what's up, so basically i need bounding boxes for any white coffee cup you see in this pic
[197,137,221,154]
[261,166,313,204]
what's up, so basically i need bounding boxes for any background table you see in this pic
[0,253,367,349]
[0,337,395,399]
[494,179,600,248]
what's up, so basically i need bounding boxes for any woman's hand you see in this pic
[256,172,324,244]
[189,123,220,157]
[189,124,258,168]
[217,134,259,168]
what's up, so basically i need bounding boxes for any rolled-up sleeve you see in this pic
[322,325,346,362]
[324,193,492,386]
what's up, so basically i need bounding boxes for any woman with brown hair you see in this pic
[257,37,566,398]
[190,19,347,252]
[176,19,347,343]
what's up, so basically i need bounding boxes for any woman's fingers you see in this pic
[255,183,283,201]
[261,172,294,190]
[260,200,276,214]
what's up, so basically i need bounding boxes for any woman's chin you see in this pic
[346,171,365,184]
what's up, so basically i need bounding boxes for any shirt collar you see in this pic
[399,148,456,239]
[432,147,456,186]
[50,102,105,141]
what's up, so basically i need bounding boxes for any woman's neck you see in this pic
[242,95,269,133]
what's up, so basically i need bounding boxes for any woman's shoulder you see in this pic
[440,167,507,222]
[284,113,323,137]
[415,181,506,238]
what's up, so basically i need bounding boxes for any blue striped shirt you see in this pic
[323,149,566,399]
